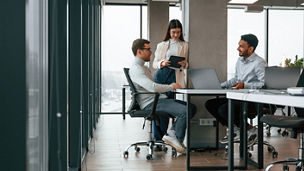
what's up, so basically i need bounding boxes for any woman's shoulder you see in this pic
[157,40,169,46]
[179,40,188,45]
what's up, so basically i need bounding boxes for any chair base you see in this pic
[265,158,304,171]
[252,140,278,158]
[123,140,177,160]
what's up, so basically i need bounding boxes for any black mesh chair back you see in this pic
[123,68,141,114]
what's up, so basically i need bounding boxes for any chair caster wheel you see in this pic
[283,165,289,171]
[123,151,129,158]
[278,129,282,133]
[146,154,152,160]
[172,149,177,157]
[272,151,278,158]
[135,146,140,152]
[267,146,274,152]
[282,130,289,137]
[295,166,301,171]
[162,146,168,152]
[266,132,271,137]
[248,152,252,158]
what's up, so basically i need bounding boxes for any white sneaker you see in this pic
[162,135,185,153]
[219,126,240,144]
[167,129,176,138]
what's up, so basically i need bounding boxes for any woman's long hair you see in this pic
[163,19,184,41]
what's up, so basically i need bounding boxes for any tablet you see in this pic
[169,56,185,68]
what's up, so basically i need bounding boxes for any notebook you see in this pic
[188,68,222,89]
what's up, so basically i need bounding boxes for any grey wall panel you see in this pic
[186,0,227,147]
[147,0,169,73]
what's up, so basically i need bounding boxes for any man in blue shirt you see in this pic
[205,34,266,146]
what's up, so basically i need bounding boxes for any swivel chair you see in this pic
[122,68,177,160]
[261,70,304,171]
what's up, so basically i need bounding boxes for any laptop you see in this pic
[188,68,222,89]
[265,66,301,90]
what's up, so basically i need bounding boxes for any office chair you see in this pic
[264,66,301,137]
[122,68,177,160]
[261,69,304,171]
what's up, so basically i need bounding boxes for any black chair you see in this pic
[264,66,301,137]
[122,68,177,160]
[261,70,304,171]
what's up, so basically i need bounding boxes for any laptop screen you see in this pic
[188,68,222,89]
[265,66,301,89]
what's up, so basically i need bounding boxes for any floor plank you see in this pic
[82,115,300,171]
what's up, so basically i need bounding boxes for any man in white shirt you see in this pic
[205,34,266,147]
[129,39,196,153]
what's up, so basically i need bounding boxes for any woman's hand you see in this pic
[160,60,171,68]
[178,60,187,68]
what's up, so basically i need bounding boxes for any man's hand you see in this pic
[160,60,171,68]
[172,83,182,89]
[232,82,244,89]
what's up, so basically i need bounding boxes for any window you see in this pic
[227,8,265,79]
[170,6,182,21]
[102,5,182,113]
[102,5,142,112]
[268,10,304,66]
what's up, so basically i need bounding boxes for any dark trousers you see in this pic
[144,99,196,142]
[152,67,176,141]
[205,97,258,127]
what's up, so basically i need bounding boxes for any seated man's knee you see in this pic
[218,103,228,116]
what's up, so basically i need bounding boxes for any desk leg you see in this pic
[241,102,248,168]
[228,99,235,171]
[122,87,126,120]
[257,103,264,169]
[186,94,191,170]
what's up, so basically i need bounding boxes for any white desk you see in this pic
[227,91,304,108]
[226,90,304,171]
[175,88,250,170]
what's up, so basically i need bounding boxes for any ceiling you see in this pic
[105,0,146,4]
[104,0,304,8]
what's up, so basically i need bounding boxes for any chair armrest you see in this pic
[133,91,161,121]
[134,91,160,95]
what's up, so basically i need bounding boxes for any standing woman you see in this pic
[151,19,189,142]
[153,19,188,94]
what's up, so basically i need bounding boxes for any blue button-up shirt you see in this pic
[221,53,267,89]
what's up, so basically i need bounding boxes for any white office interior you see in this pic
[1,0,304,170]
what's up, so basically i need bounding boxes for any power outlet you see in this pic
[199,118,216,126]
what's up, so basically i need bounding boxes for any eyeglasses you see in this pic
[140,48,151,51]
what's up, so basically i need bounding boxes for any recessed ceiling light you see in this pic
[229,0,258,4]
[301,2,304,6]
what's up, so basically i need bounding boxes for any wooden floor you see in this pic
[82,115,300,171]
